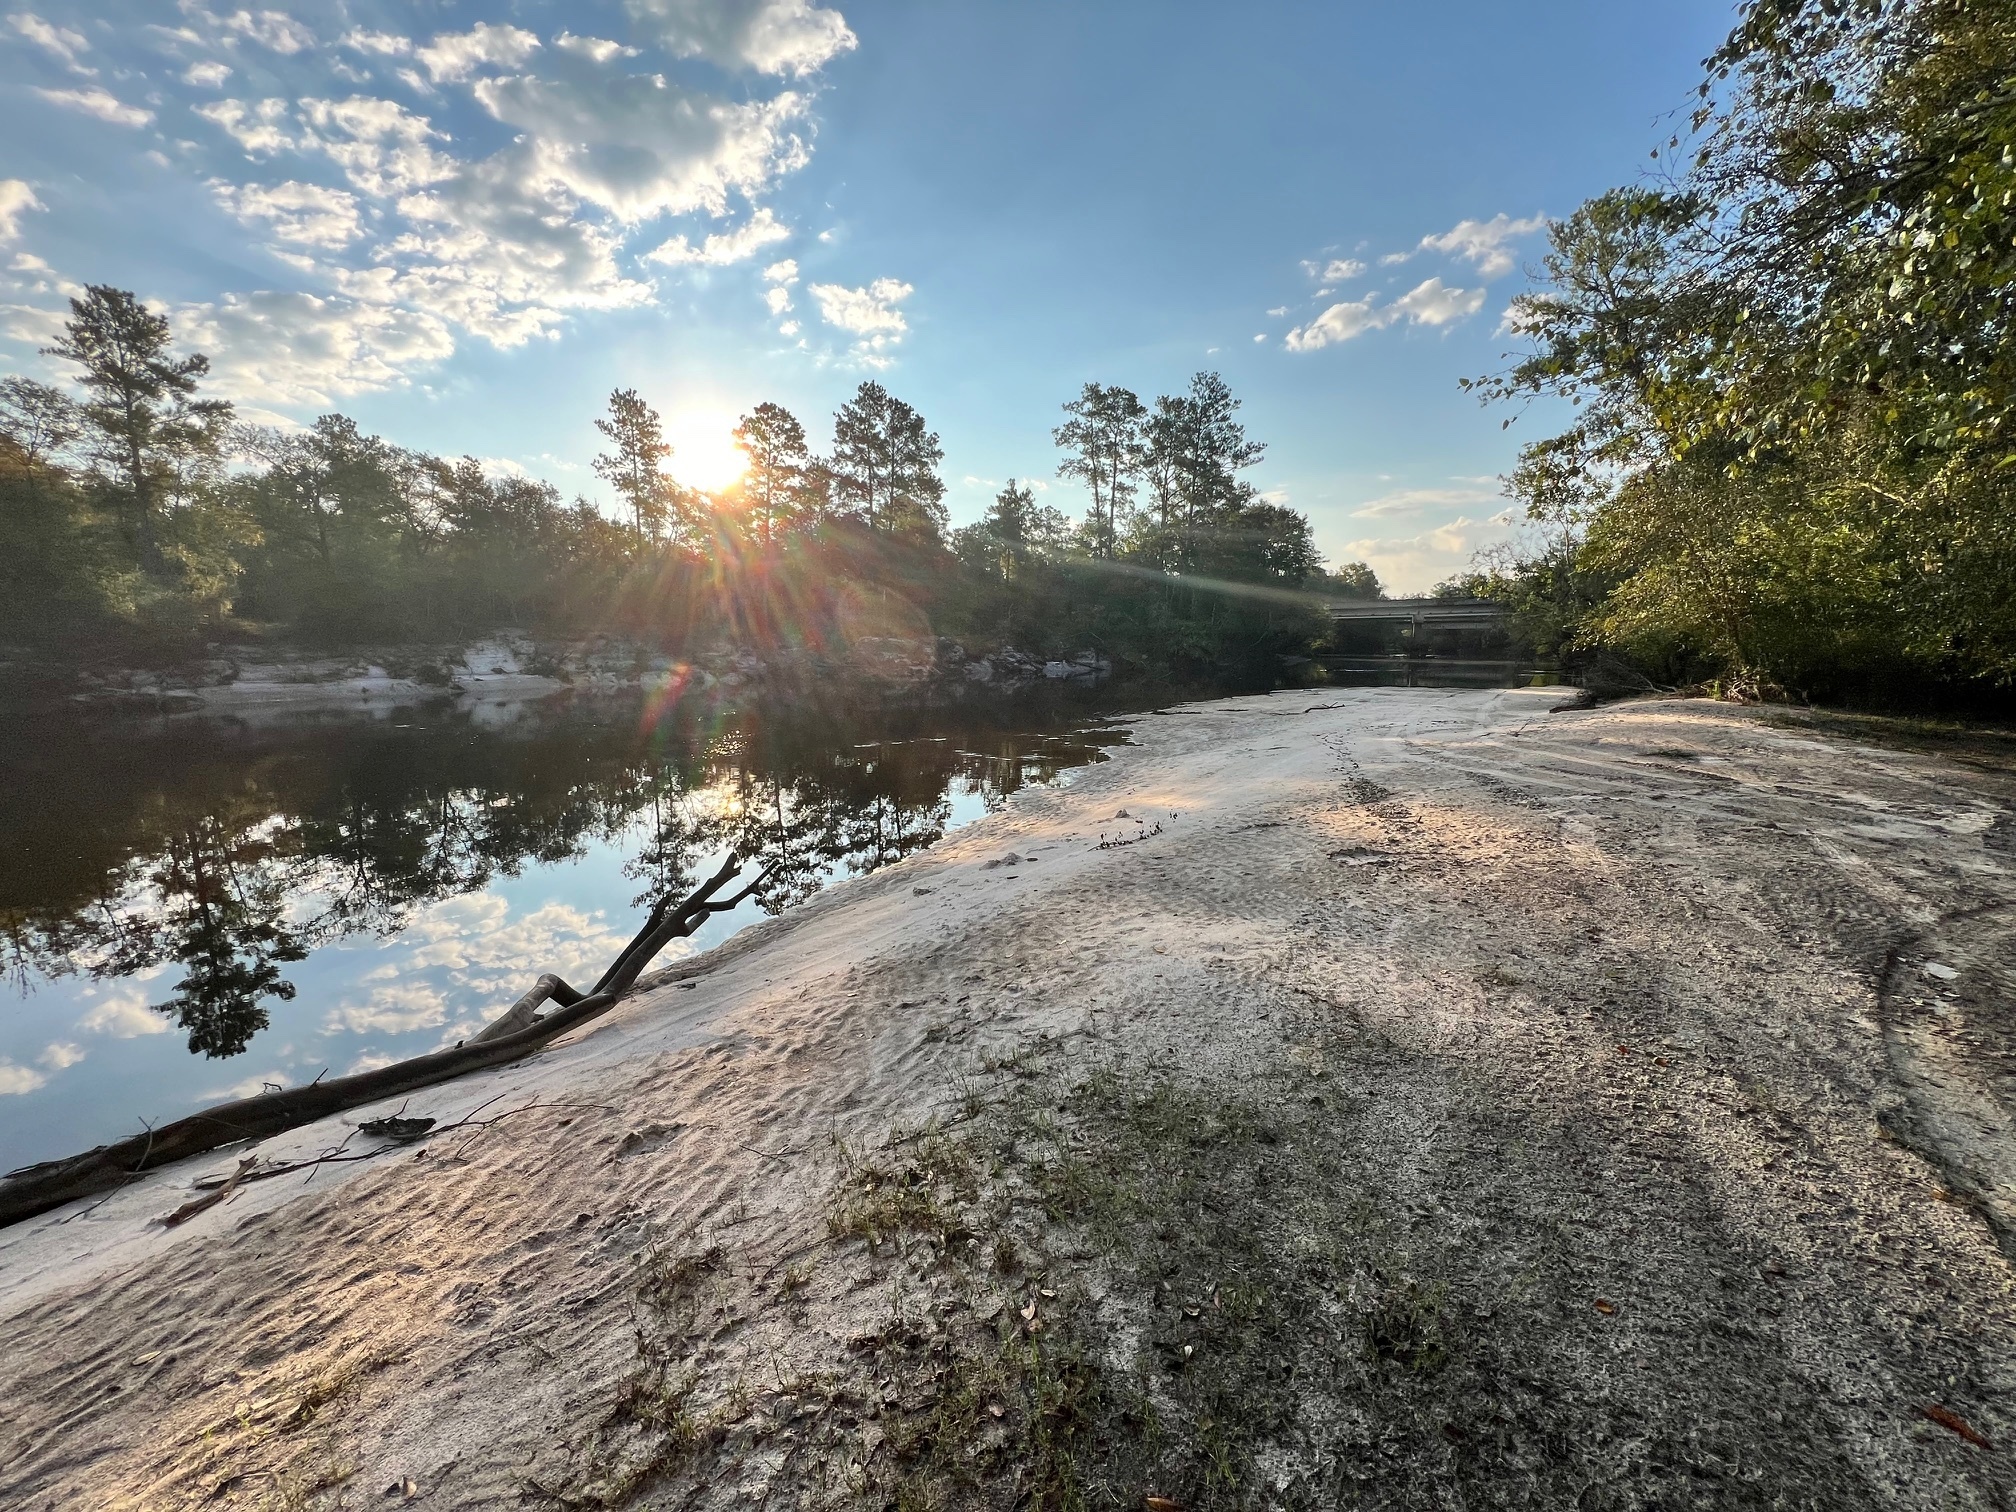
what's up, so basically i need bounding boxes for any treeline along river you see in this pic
[0,692,1126,1170]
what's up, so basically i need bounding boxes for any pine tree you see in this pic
[44,285,230,574]
[592,388,676,540]
[828,381,946,539]
[733,402,821,544]
[1053,382,1145,559]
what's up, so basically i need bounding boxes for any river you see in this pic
[0,690,1128,1171]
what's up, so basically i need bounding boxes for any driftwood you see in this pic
[0,855,765,1230]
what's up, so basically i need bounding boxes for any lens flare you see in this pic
[663,407,750,493]
[639,662,695,735]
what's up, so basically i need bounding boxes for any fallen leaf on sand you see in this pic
[1916,1403,1994,1449]
[1593,1298,1617,1316]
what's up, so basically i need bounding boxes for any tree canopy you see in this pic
[1470,0,2016,701]
[1,289,1374,689]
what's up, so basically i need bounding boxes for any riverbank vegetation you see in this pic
[1466,0,2016,708]
[0,290,1365,690]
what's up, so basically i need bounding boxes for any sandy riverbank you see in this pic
[2,688,2012,1509]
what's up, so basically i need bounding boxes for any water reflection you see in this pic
[0,695,1122,1164]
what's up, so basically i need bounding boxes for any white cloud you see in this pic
[1342,515,1519,594]
[18,10,833,414]
[197,97,295,154]
[1412,212,1546,278]
[211,1070,290,1100]
[219,8,314,55]
[764,259,798,314]
[340,29,411,57]
[212,179,362,247]
[179,290,458,405]
[1391,276,1486,326]
[9,12,91,73]
[329,897,624,1035]
[38,1041,85,1070]
[1283,277,1484,351]
[645,205,790,265]
[1301,256,1364,282]
[472,74,811,221]
[625,0,856,76]
[0,300,68,344]
[0,179,41,242]
[1283,295,1384,351]
[34,86,152,128]
[332,980,449,1035]
[297,96,454,195]
[416,22,540,84]
[78,987,173,1037]
[1265,304,1288,317]
[362,164,651,342]
[810,276,911,361]
[1350,486,1502,519]
[556,32,639,64]
[0,1060,47,1095]
[1253,333,1266,342]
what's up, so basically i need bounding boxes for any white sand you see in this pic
[2,689,2012,1508]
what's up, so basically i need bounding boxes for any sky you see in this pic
[0,0,1735,591]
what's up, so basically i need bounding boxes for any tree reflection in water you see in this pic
[0,697,1118,1058]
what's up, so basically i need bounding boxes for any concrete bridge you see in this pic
[1324,596,1509,629]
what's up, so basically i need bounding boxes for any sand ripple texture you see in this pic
[1,689,2012,1509]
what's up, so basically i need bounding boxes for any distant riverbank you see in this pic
[3,629,1130,718]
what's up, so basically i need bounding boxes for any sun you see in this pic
[663,406,749,494]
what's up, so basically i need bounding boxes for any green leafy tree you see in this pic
[954,478,1071,582]
[1322,560,1383,599]
[0,376,80,475]
[828,381,947,539]
[1471,0,2016,694]
[242,414,403,568]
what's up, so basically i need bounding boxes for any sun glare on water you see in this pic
[664,407,749,494]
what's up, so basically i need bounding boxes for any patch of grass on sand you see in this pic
[848,1039,1467,1512]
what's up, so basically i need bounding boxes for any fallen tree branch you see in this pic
[0,856,762,1229]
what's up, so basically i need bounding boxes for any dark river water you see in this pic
[0,692,1128,1171]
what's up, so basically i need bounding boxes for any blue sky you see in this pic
[0,0,1733,590]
